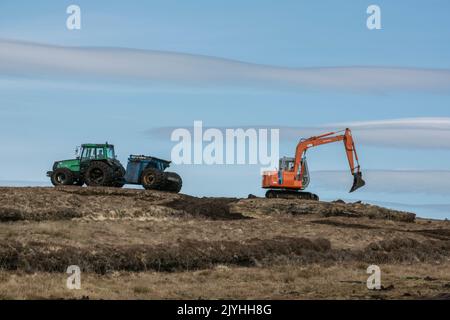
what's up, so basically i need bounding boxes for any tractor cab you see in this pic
[78,143,116,161]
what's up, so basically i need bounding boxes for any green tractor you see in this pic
[47,143,125,187]
[47,143,183,193]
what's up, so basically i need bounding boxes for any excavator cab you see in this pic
[277,156,311,188]
[279,157,295,171]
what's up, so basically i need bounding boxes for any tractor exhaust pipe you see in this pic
[350,172,365,193]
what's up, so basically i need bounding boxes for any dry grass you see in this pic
[0,216,445,250]
[0,262,449,300]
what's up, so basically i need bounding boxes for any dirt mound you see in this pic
[0,187,244,221]
[233,198,416,222]
[0,187,417,222]
[164,197,244,220]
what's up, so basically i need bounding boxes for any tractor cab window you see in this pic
[96,148,105,159]
[106,146,115,159]
[81,148,89,159]
[81,147,96,160]
[80,146,114,160]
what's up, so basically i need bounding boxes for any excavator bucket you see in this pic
[350,172,365,193]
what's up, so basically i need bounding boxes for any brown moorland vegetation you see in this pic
[0,187,449,299]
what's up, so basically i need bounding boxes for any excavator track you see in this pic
[265,189,319,201]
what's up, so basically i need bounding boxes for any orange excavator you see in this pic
[262,128,365,200]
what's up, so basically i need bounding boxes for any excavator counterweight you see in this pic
[262,128,365,200]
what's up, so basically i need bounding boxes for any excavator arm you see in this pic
[293,128,365,193]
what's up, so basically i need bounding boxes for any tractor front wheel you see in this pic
[85,162,114,187]
[141,168,165,190]
[51,168,74,186]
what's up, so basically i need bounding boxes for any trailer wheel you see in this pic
[51,168,74,186]
[163,172,182,193]
[141,168,165,190]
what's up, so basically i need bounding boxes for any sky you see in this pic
[0,0,450,219]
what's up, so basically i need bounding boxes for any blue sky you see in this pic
[1,0,450,219]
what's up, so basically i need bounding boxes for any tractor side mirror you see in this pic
[75,146,80,159]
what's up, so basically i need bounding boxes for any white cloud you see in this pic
[1,39,450,93]
[148,117,450,149]
[333,117,450,130]
[280,117,450,149]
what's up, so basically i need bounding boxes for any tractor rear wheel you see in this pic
[112,165,126,188]
[85,162,114,187]
[163,172,182,193]
[51,168,74,186]
[141,168,165,190]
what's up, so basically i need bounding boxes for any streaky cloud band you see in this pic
[1,39,450,93]
[147,117,450,149]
